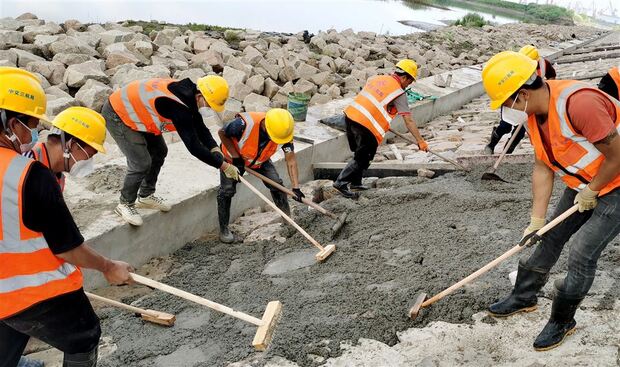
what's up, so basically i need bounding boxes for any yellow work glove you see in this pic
[221,162,240,181]
[418,139,429,152]
[519,216,546,247]
[574,185,599,212]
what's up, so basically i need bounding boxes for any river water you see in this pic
[0,0,518,35]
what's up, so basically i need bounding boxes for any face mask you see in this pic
[14,119,39,153]
[198,106,211,119]
[68,143,94,178]
[501,95,529,127]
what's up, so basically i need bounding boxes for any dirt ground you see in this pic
[95,165,620,367]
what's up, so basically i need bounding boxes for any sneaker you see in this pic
[18,356,44,367]
[115,203,143,226]
[137,194,171,212]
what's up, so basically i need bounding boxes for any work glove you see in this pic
[418,139,429,152]
[519,216,545,247]
[292,188,305,202]
[221,162,240,181]
[574,185,599,212]
[232,157,246,177]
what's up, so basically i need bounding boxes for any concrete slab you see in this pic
[262,249,318,275]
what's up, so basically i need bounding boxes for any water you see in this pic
[0,0,518,35]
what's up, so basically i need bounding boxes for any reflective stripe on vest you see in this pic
[221,112,279,168]
[109,79,187,135]
[0,149,82,318]
[31,142,65,191]
[526,80,620,196]
[344,75,404,144]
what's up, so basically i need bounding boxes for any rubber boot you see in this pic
[484,127,502,155]
[63,347,98,367]
[217,196,234,243]
[533,288,582,351]
[488,260,548,317]
[272,191,291,216]
[333,160,361,199]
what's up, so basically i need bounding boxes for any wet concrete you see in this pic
[97,164,619,367]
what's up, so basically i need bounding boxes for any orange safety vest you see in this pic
[526,80,620,196]
[221,112,279,169]
[0,148,82,319]
[108,78,187,135]
[344,75,405,144]
[609,67,620,94]
[31,142,65,191]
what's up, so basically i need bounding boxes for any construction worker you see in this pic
[482,51,620,350]
[598,66,619,100]
[103,75,240,226]
[0,67,133,367]
[485,45,557,155]
[333,59,428,198]
[217,108,302,243]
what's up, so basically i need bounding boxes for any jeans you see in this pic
[0,290,100,367]
[335,117,378,185]
[102,100,168,204]
[524,187,620,298]
[217,160,289,209]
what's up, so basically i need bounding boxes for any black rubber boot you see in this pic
[484,127,502,155]
[333,182,359,199]
[350,183,369,191]
[272,192,291,216]
[217,196,234,243]
[533,288,582,351]
[63,347,98,367]
[488,260,548,317]
[333,160,361,199]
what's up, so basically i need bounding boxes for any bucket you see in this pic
[287,93,310,122]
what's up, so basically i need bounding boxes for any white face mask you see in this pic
[10,119,39,153]
[198,106,211,119]
[501,95,529,127]
[68,143,95,178]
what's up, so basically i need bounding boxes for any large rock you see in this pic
[172,36,191,52]
[0,50,18,66]
[133,40,153,58]
[230,82,253,101]
[309,93,332,106]
[263,77,279,99]
[33,34,61,58]
[110,64,169,88]
[9,48,45,67]
[63,60,108,88]
[221,98,243,122]
[310,71,330,86]
[191,50,224,71]
[209,40,235,58]
[49,36,98,57]
[257,58,279,80]
[52,53,94,66]
[16,13,38,20]
[297,62,320,80]
[26,60,65,85]
[192,37,212,53]
[226,56,252,80]
[322,44,342,58]
[243,93,270,112]
[151,56,188,73]
[99,29,133,46]
[294,78,317,95]
[153,31,173,47]
[106,51,140,69]
[241,45,263,66]
[22,22,62,43]
[75,79,112,112]
[62,19,84,32]
[0,18,24,31]
[46,97,80,118]
[246,74,265,95]
[310,36,327,51]
[223,66,247,85]
[278,64,299,83]
[45,85,72,100]
[0,30,23,44]
[172,68,205,83]
[343,75,363,93]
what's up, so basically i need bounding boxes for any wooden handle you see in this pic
[389,129,468,171]
[421,204,580,308]
[130,273,263,326]
[86,292,160,318]
[491,121,525,170]
[239,176,325,251]
[245,167,335,218]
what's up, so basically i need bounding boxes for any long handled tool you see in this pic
[245,167,348,236]
[239,176,336,261]
[130,273,282,351]
[408,204,579,320]
[389,128,469,171]
[481,121,525,182]
[85,292,176,326]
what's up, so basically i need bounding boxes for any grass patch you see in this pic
[454,13,489,27]
[122,20,243,35]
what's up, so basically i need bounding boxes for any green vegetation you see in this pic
[122,20,242,35]
[453,12,489,27]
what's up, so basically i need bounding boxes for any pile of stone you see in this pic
[0,12,602,120]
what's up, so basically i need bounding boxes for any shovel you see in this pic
[245,167,348,237]
[389,128,469,171]
[481,121,525,182]
[408,204,579,320]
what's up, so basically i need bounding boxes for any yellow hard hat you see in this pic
[0,67,47,121]
[519,45,539,61]
[196,75,229,112]
[265,108,294,144]
[52,106,107,153]
[482,51,537,110]
[396,59,418,80]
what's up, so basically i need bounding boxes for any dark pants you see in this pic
[0,289,101,367]
[524,187,620,298]
[217,160,289,213]
[496,120,526,154]
[102,100,168,204]
[335,117,378,185]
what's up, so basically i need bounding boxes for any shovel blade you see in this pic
[481,172,508,182]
